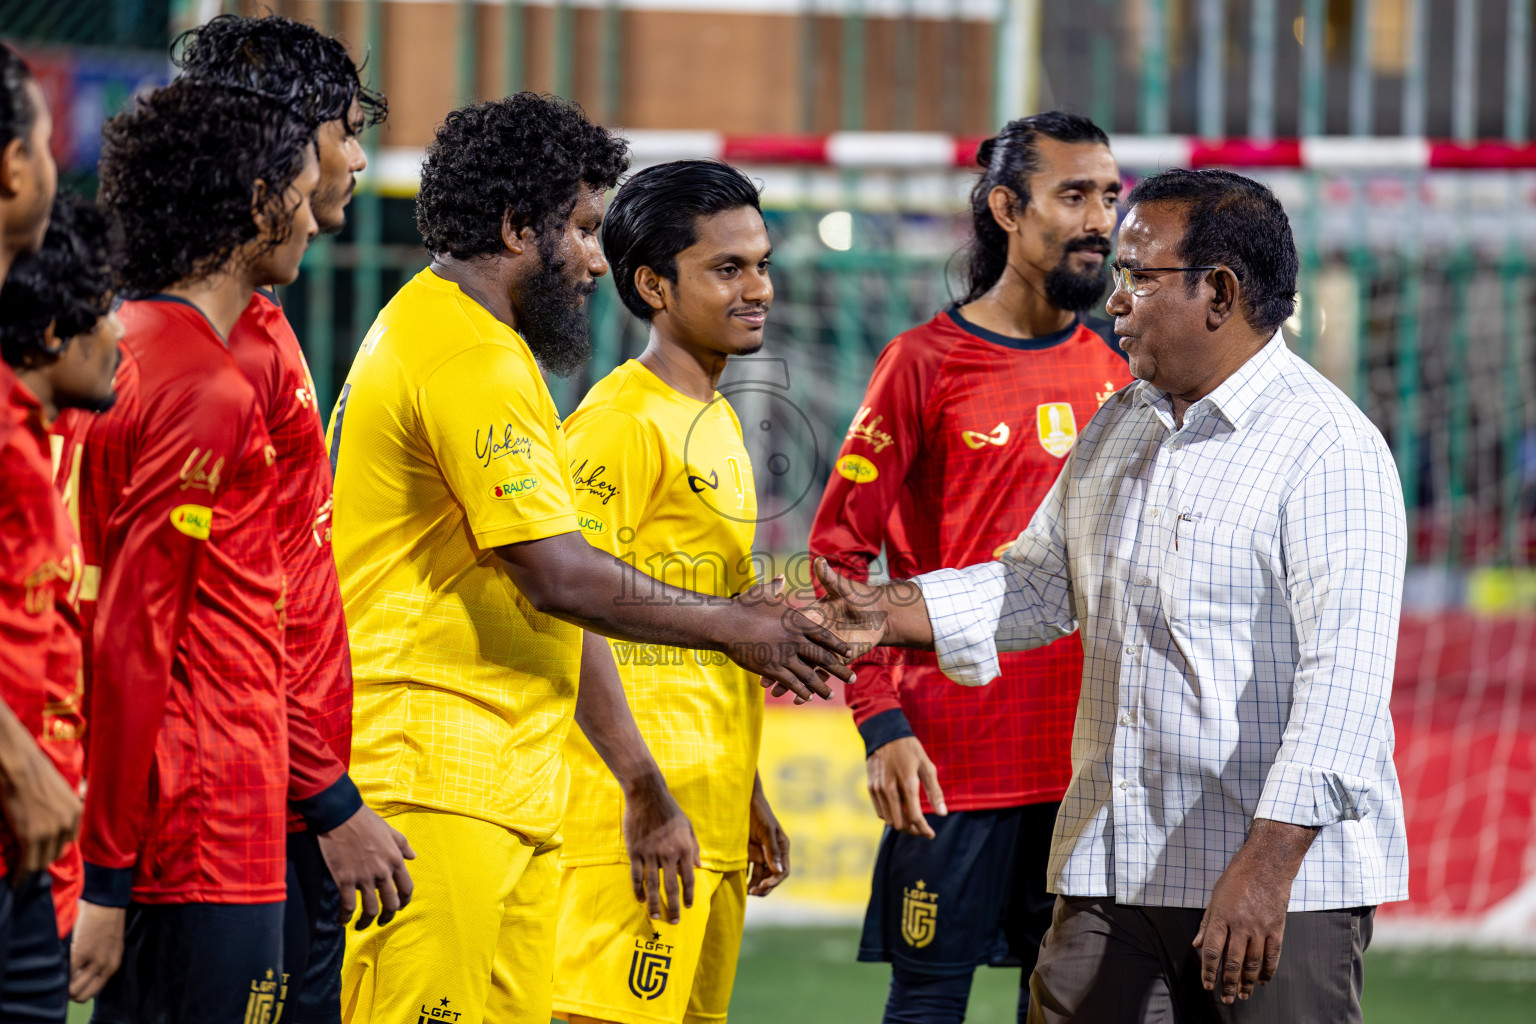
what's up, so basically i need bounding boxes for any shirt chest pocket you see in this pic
[1158,513,1266,626]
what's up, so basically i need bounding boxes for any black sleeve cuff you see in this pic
[292,773,364,834]
[858,708,916,757]
[82,862,134,908]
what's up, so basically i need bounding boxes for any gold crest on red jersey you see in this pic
[1036,403,1077,457]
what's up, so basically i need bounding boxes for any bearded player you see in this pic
[554,160,791,1024]
[172,16,412,1022]
[329,96,853,1024]
[60,81,320,1020]
[809,112,1131,1024]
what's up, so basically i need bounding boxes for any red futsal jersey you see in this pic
[0,364,84,894]
[228,289,358,835]
[810,306,1132,812]
[62,297,287,906]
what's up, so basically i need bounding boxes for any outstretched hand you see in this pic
[726,563,867,703]
[802,557,887,654]
[760,558,889,700]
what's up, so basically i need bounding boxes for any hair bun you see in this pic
[976,137,997,168]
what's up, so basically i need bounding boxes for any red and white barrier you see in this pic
[371,132,1536,195]
[587,131,1536,171]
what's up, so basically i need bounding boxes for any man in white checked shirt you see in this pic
[802,168,1407,1023]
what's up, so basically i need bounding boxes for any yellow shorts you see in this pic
[552,864,746,1024]
[341,805,559,1024]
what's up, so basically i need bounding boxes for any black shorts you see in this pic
[283,829,345,1024]
[91,900,284,1024]
[858,802,1059,977]
[0,874,67,1024]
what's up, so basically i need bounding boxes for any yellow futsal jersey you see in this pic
[560,360,762,872]
[327,268,583,843]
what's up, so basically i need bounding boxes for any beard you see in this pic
[1043,236,1112,312]
[515,233,595,378]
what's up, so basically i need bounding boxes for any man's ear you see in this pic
[633,265,667,315]
[1205,266,1239,331]
[500,210,530,256]
[250,178,273,236]
[987,185,1023,233]
[0,137,26,199]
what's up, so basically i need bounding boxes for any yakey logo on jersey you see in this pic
[490,475,540,499]
[1036,402,1078,457]
[961,422,1011,450]
[901,879,939,948]
[846,405,896,452]
[178,447,224,494]
[628,931,674,1000]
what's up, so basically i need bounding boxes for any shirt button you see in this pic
[1140,577,1153,586]
[1149,508,1160,520]
[1119,780,1130,791]
[1121,713,1133,726]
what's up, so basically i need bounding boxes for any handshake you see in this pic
[723,557,902,704]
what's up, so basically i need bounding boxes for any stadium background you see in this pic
[4,0,1536,1018]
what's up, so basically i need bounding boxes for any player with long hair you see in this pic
[60,79,320,1021]
[810,112,1131,1023]
[172,16,409,1022]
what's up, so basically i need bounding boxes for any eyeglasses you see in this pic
[1109,262,1219,298]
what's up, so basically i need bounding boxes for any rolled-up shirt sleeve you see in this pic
[1256,436,1407,827]
[916,463,1078,686]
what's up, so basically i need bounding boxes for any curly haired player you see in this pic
[173,16,408,1023]
[0,198,118,1024]
[328,94,857,1024]
[56,79,320,1022]
[1,194,120,961]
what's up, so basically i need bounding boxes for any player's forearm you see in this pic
[82,605,179,888]
[863,579,934,649]
[498,533,742,652]
[1237,819,1320,880]
[0,695,39,775]
[574,631,665,795]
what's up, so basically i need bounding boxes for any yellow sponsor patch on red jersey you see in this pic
[837,453,879,483]
[169,504,213,540]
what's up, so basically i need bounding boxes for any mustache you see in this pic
[1064,236,1111,256]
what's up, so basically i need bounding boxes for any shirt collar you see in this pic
[1132,329,1288,430]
